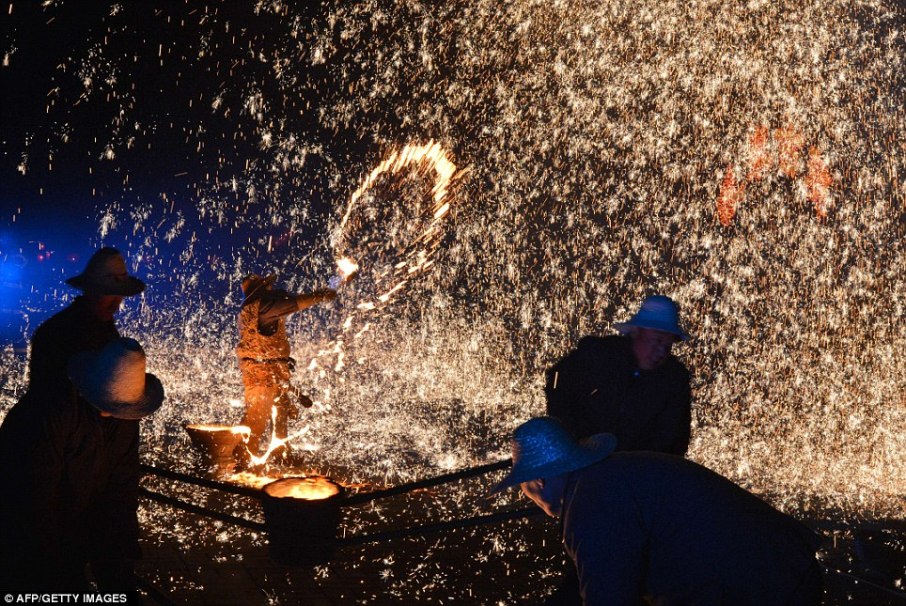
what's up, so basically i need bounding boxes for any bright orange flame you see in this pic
[717,125,832,224]
[717,165,744,226]
[775,125,805,178]
[264,476,341,500]
[336,257,359,278]
[187,423,251,435]
[746,125,770,181]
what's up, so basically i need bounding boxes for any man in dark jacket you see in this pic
[493,417,824,606]
[237,274,336,455]
[546,294,691,455]
[0,337,164,593]
[28,247,145,396]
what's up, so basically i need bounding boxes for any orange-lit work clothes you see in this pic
[238,359,299,448]
[237,288,332,450]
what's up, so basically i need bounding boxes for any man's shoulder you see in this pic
[570,334,630,363]
[549,335,628,376]
[579,452,695,488]
[576,334,627,351]
[2,388,79,430]
[33,300,82,334]
[662,355,691,379]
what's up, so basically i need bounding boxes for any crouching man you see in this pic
[492,417,824,605]
[0,338,164,595]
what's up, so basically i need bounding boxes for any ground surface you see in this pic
[130,454,906,605]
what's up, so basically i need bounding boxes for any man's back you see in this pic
[562,452,822,605]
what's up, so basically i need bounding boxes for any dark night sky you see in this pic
[1,2,343,312]
[1,2,118,312]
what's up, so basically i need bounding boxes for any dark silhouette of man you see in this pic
[28,247,145,397]
[1,338,164,595]
[546,294,691,455]
[493,417,824,606]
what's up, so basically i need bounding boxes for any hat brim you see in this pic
[490,432,617,494]
[615,320,689,342]
[90,373,164,420]
[69,350,165,420]
[66,275,146,297]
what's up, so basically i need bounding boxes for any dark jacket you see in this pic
[28,296,120,395]
[562,452,823,605]
[546,335,691,455]
[0,388,141,591]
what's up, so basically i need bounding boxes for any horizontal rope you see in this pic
[343,458,512,506]
[140,463,263,499]
[338,506,542,546]
[139,486,266,532]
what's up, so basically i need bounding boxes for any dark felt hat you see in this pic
[66,247,145,296]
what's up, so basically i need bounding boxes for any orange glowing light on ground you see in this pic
[264,476,341,500]
[186,424,251,435]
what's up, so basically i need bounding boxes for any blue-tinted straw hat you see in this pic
[615,294,690,341]
[490,417,616,494]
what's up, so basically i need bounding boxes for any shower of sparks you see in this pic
[246,407,312,467]
[299,140,464,376]
[332,140,462,309]
[2,0,905,602]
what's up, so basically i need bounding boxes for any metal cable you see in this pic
[337,506,543,546]
[139,486,266,532]
[140,463,262,499]
[343,458,511,506]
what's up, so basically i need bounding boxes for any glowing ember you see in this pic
[336,257,360,280]
[186,424,251,435]
[717,124,833,225]
[263,476,341,501]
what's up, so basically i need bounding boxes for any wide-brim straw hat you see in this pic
[241,273,277,302]
[615,294,690,341]
[68,338,164,420]
[66,247,145,296]
[491,417,616,494]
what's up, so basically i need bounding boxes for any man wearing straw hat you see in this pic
[27,246,146,397]
[546,294,692,455]
[236,274,336,457]
[0,337,164,594]
[493,417,823,605]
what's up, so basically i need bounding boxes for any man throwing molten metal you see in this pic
[236,274,336,459]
